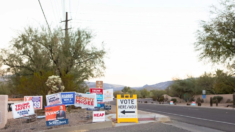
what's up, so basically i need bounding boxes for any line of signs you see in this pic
[11,88,113,126]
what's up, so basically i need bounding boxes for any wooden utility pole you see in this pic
[61,12,71,38]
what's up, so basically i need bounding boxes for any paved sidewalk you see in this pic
[107,105,171,127]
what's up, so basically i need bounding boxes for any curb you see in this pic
[139,103,235,110]
[44,121,113,132]
[105,114,171,127]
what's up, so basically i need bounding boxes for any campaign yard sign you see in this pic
[191,101,196,106]
[93,111,105,122]
[103,89,113,102]
[75,93,97,108]
[45,104,68,126]
[86,107,100,111]
[90,88,103,107]
[46,93,62,106]
[24,96,43,109]
[90,88,103,101]
[116,94,138,123]
[12,101,35,119]
[61,92,75,105]
[170,101,174,105]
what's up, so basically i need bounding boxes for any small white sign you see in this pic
[103,89,113,102]
[12,101,35,119]
[46,93,62,106]
[93,111,105,122]
[117,99,137,118]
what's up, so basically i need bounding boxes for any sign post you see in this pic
[202,90,206,102]
[116,94,138,123]
[96,81,103,88]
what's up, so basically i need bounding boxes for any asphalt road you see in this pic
[112,100,235,132]
[89,122,189,132]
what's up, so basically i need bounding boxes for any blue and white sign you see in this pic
[202,94,206,99]
[97,94,103,101]
[61,92,76,105]
[46,119,68,126]
[86,107,100,111]
[104,105,111,110]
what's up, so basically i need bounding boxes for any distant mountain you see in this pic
[141,81,174,91]
[85,80,174,91]
[85,81,125,91]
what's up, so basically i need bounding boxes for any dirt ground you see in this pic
[0,108,102,132]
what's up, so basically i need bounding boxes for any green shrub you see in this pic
[189,97,195,101]
[171,98,177,103]
[152,96,157,101]
[213,96,223,103]
[159,96,164,102]
[196,97,201,103]
[201,99,204,103]
[226,99,231,103]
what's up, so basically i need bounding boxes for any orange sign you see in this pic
[96,81,103,88]
[45,104,66,121]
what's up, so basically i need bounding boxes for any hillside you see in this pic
[85,80,174,91]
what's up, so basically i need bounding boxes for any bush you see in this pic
[159,96,164,102]
[201,99,204,103]
[171,98,177,103]
[196,97,201,103]
[144,101,147,103]
[226,99,231,103]
[152,96,157,101]
[189,97,195,101]
[226,99,233,103]
[213,96,223,103]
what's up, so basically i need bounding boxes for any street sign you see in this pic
[116,94,138,123]
[96,81,103,88]
[202,90,206,95]
[202,94,206,99]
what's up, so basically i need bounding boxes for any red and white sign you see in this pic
[90,88,103,94]
[93,111,105,122]
[24,96,43,109]
[75,93,97,108]
[12,101,35,119]
[191,101,196,106]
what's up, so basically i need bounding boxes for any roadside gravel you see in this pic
[89,122,190,132]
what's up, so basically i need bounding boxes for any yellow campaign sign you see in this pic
[116,94,138,123]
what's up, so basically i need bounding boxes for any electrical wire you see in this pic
[38,0,52,34]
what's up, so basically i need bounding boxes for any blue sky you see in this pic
[0,0,225,87]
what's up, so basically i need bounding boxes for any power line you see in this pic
[38,0,52,34]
